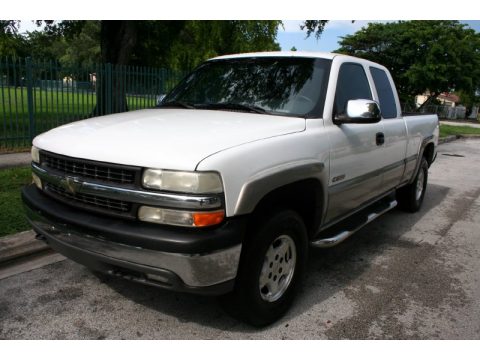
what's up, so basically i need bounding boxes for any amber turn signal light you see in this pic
[193,210,225,227]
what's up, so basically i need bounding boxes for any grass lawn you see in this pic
[439,124,480,138]
[0,166,32,237]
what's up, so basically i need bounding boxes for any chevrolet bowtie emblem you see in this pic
[63,176,82,195]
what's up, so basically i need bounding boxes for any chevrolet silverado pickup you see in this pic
[22,52,439,326]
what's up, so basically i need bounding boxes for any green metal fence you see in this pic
[0,57,186,150]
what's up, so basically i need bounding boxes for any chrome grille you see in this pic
[46,183,132,214]
[41,152,137,185]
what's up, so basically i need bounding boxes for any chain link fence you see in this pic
[402,102,479,121]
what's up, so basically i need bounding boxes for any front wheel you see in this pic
[396,157,428,212]
[226,209,308,327]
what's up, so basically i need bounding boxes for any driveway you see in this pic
[1,139,480,339]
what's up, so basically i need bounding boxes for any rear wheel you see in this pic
[396,157,428,212]
[225,209,308,327]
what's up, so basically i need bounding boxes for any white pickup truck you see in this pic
[23,51,439,326]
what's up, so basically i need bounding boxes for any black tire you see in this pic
[224,209,308,327]
[396,157,428,212]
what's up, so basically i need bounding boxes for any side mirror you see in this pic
[334,99,382,125]
[156,94,166,106]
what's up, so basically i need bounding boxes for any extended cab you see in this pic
[22,52,439,326]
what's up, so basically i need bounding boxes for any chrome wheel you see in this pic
[259,234,297,302]
[416,168,425,201]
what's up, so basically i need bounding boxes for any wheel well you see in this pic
[423,142,435,166]
[250,179,323,239]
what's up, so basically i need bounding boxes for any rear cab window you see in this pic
[370,67,398,119]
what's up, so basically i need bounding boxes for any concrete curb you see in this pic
[439,134,480,144]
[440,120,480,129]
[0,152,31,170]
[459,134,480,140]
[439,135,459,144]
[0,230,49,265]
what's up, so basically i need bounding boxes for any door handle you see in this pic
[376,132,385,146]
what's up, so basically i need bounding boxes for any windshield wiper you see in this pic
[159,100,196,109]
[196,102,268,114]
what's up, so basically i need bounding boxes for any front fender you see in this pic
[234,161,326,215]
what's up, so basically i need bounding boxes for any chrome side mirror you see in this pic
[156,94,166,106]
[334,99,382,125]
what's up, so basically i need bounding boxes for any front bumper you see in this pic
[22,185,246,295]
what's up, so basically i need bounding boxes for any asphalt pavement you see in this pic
[1,139,480,339]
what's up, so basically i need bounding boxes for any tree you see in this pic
[302,21,362,41]
[0,20,19,35]
[1,20,304,115]
[97,21,281,112]
[164,21,281,70]
[0,21,29,86]
[57,21,101,68]
[336,21,480,105]
[301,20,329,39]
[0,20,28,58]
[24,30,65,61]
[31,20,282,114]
[38,20,280,68]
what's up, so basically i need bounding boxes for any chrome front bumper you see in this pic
[24,200,242,294]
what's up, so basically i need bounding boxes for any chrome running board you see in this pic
[311,199,398,248]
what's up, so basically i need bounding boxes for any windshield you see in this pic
[162,57,332,118]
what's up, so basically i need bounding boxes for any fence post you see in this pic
[25,57,35,141]
[106,63,112,115]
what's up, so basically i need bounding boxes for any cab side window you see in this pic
[334,63,372,117]
[370,67,398,119]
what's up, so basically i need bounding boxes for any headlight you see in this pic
[138,206,225,227]
[31,146,40,164]
[142,169,223,194]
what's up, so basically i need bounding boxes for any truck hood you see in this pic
[33,108,306,170]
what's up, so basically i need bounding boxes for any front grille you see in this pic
[40,151,138,185]
[46,182,132,215]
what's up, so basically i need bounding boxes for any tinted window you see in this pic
[163,57,332,118]
[370,67,398,119]
[334,63,372,116]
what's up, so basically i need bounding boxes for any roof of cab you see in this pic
[208,51,386,70]
[209,51,339,61]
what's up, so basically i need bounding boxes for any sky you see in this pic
[276,20,480,52]
[17,20,480,53]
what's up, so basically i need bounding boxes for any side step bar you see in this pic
[311,199,398,248]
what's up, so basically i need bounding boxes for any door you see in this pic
[325,62,385,223]
[369,66,408,193]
